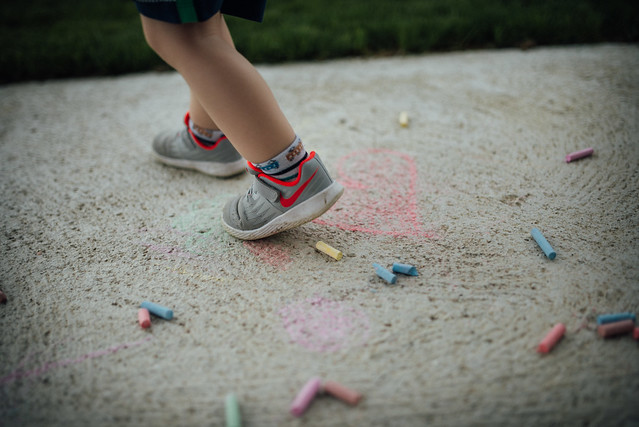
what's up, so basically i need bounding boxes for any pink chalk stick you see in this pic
[323,380,362,406]
[565,147,593,163]
[290,377,321,417]
[138,308,151,329]
[537,323,566,353]
[597,319,635,338]
[634,327,639,341]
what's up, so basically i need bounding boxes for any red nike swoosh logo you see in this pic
[280,169,318,208]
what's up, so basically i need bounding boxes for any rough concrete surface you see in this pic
[1,44,638,426]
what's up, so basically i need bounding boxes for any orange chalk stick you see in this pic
[138,308,151,329]
[323,381,362,406]
[597,319,635,338]
[537,323,566,353]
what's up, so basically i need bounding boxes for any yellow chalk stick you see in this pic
[316,241,343,261]
[399,111,409,127]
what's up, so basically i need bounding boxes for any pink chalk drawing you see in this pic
[314,148,439,238]
[279,296,370,352]
[243,240,293,270]
[0,337,152,385]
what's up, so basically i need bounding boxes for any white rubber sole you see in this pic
[222,181,345,240]
[153,152,246,178]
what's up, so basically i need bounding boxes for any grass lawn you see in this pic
[1,0,637,83]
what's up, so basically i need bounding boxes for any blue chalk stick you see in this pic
[392,263,418,276]
[531,228,556,260]
[140,301,173,320]
[373,263,397,284]
[596,312,636,326]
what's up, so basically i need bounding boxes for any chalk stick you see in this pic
[290,377,322,417]
[399,111,409,127]
[596,312,636,326]
[225,393,242,427]
[138,308,151,329]
[392,263,418,276]
[565,147,593,163]
[597,319,635,338]
[537,323,566,354]
[373,263,397,284]
[315,241,343,261]
[634,327,639,341]
[0,290,6,304]
[323,380,362,406]
[531,228,556,260]
[140,301,173,320]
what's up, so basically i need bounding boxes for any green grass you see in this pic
[1,0,638,83]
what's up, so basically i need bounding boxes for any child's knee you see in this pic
[140,14,232,66]
[141,18,171,57]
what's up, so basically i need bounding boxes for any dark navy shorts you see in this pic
[134,0,267,23]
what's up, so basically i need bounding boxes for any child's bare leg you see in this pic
[141,13,295,163]
[187,15,234,130]
[188,89,217,130]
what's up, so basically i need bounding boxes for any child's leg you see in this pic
[148,15,247,179]
[188,89,217,130]
[187,14,235,131]
[141,13,295,164]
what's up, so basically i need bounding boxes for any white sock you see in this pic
[188,117,224,145]
[252,136,307,181]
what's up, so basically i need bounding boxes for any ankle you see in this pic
[188,116,224,145]
[252,136,307,180]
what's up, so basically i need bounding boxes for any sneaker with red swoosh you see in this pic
[151,112,246,178]
[222,151,344,240]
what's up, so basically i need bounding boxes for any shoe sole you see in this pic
[222,181,345,240]
[152,152,246,178]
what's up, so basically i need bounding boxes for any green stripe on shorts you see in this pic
[176,0,198,23]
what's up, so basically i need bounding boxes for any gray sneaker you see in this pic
[222,151,344,240]
[152,113,245,178]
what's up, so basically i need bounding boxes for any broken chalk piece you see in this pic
[597,319,635,338]
[596,312,636,325]
[392,263,418,276]
[373,263,397,284]
[323,380,362,406]
[531,228,556,260]
[138,308,151,329]
[140,301,173,320]
[0,289,6,304]
[634,327,639,341]
[565,147,594,163]
[537,323,566,353]
[290,377,322,417]
[315,241,343,261]
[225,393,242,427]
[399,111,409,127]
